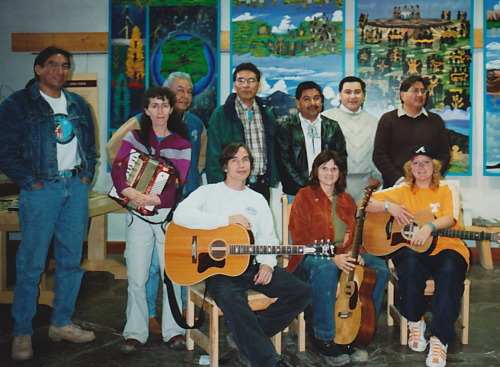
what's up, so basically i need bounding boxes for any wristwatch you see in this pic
[383,201,390,212]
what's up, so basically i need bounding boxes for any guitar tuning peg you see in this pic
[320,239,325,243]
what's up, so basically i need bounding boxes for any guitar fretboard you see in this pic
[229,244,335,256]
[437,229,493,241]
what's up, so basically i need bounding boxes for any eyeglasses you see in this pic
[45,61,70,72]
[235,78,258,86]
[407,88,428,95]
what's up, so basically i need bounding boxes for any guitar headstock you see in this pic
[492,232,500,244]
[357,185,377,217]
[305,242,336,257]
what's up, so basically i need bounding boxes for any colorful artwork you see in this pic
[484,0,500,175]
[109,0,218,138]
[231,0,344,123]
[356,1,472,174]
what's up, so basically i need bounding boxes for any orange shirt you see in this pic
[372,182,470,266]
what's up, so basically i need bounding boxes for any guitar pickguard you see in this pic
[197,253,225,273]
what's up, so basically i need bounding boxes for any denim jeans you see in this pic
[293,253,389,341]
[392,248,468,344]
[12,177,89,336]
[206,264,311,367]
[123,209,184,343]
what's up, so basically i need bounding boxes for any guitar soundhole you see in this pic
[210,240,228,260]
[401,221,420,241]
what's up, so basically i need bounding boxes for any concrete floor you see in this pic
[0,257,499,367]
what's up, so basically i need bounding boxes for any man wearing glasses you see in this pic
[206,62,278,202]
[0,46,97,360]
[373,75,451,188]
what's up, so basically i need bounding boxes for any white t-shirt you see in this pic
[40,90,81,170]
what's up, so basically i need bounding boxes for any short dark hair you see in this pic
[219,142,254,177]
[295,81,322,100]
[233,63,261,82]
[308,150,347,194]
[33,46,72,80]
[339,76,366,94]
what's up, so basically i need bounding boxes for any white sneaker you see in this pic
[11,335,33,360]
[426,336,447,367]
[408,318,427,352]
[48,323,95,343]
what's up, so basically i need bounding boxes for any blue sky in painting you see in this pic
[356,0,470,20]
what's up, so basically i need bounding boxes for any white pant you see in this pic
[123,209,184,343]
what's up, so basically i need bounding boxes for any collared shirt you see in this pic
[397,105,428,118]
[235,97,267,176]
[299,113,322,174]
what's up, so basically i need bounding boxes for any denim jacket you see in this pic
[0,82,97,189]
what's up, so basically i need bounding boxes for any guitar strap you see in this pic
[331,195,348,246]
[163,271,206,329]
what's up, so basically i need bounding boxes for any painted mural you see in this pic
[356,0,472,174]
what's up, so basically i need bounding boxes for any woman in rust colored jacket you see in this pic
[288,150,389,365]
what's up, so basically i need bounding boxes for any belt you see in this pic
[58,168,79,179]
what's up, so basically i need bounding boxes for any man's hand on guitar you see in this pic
[254,264,273,285]
[229,214,252,230]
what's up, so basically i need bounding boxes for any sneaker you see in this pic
[121,338,143,354]
[311,337,349,366]
[408,318,427,352]
[426,336,447,367]
[48,323,95,343]
[149,317,161,335]
[341,344,369,364]
[11,335,33,361]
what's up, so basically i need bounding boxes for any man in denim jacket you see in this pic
[0,46,97,361]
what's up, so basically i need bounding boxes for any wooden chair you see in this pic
[281,194,306,352]
[386,260,470,345]
[186,283,282,367]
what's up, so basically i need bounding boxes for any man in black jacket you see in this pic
[276,81,347,198]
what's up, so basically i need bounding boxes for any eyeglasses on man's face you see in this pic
[406,88,428,95]
[235,78,258,86]
[45,61,70,72]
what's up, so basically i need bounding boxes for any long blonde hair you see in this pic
[403,158,443,191]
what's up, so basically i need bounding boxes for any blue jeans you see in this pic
[293,254,389,341]
[206,264,311,367]
[392,248,468,344]
[12,177,89,336]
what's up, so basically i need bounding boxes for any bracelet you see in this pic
[383,201,390,212]
[427,222,436,234]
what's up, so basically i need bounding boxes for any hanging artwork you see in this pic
[484,0,500,175]
[231,0,345,123]
[355,0,472,174]
[109,0,218,139]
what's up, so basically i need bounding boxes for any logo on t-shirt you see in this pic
[54,114,75,144]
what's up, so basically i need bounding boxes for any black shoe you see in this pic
[312,337,350,366]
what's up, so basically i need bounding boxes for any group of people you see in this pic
[0,46,469,367]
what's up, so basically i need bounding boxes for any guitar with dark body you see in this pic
[334,186,377,346]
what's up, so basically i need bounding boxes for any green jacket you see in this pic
[206,93,279,187]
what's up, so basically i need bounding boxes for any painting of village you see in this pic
[356,0,472,174]
[484,0,500,175]
[232,0,344,124]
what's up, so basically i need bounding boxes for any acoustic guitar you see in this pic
[334,186,377,346]
[164,222,336,286]
[363,209,500,256]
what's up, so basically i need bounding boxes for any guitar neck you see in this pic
[437,228,494,241]
[229,244,332,256]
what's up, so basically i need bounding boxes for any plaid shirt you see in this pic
[235,97,267,176]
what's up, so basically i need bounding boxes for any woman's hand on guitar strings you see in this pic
[410,225,433,247]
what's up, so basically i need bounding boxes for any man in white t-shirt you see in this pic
[0,46,97,361]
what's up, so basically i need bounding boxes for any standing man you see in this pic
[373,75,451,188]
[276,81,347,199]
[206,63,278,202]
[0,46,97,360]
[322,76,382,202]
[173,142,311,367]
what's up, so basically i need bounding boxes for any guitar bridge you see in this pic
[191,236,197,264]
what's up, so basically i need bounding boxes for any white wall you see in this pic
[0,0,498,242]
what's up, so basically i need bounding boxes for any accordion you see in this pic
[109,149,175,215]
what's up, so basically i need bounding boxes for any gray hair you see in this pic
[163,72,193,88]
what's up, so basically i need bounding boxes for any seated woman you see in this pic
[366,145,469,367]
[287,150,389,366]
[111,87,191,354]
